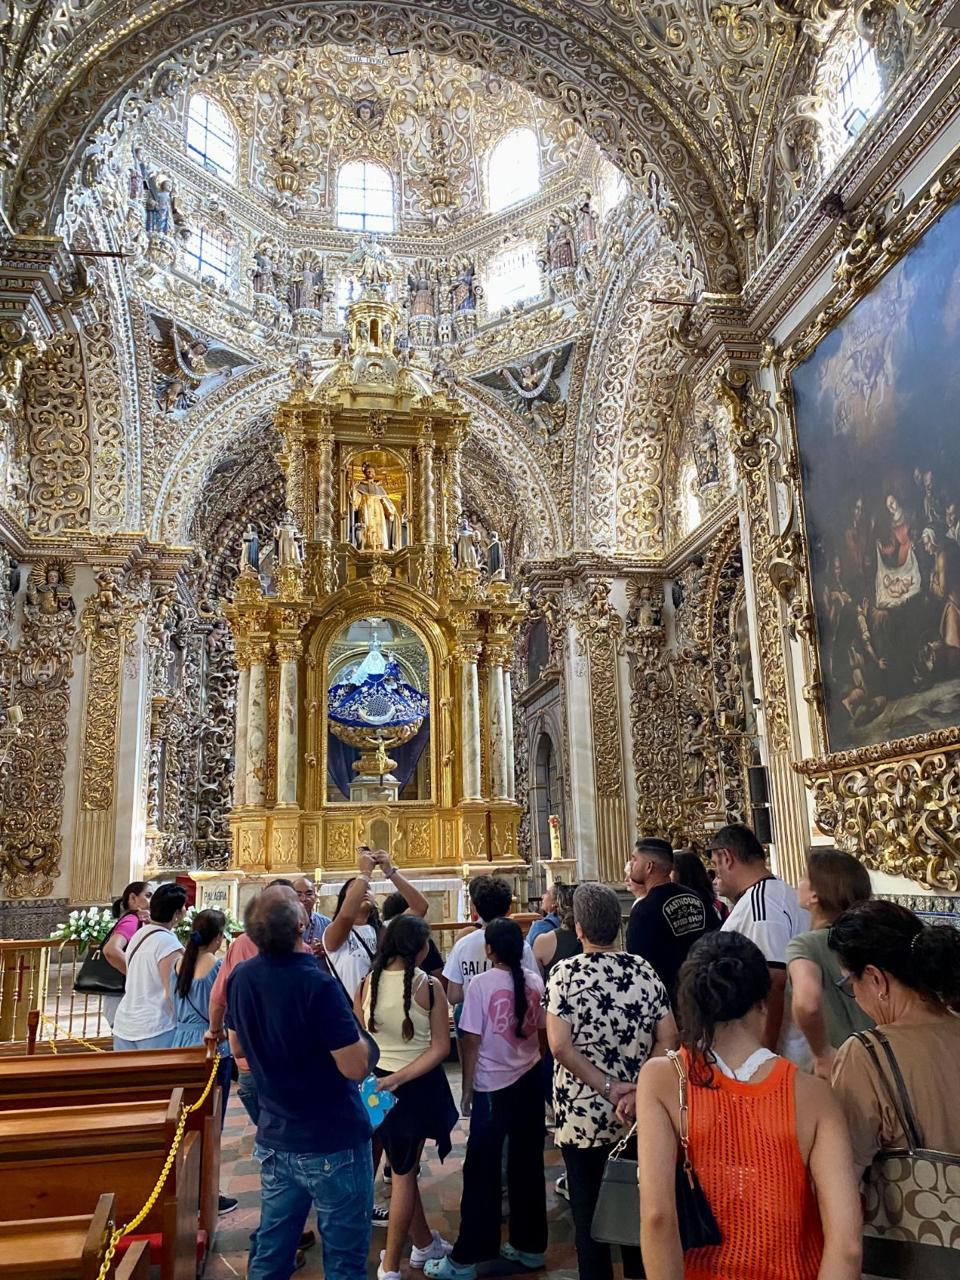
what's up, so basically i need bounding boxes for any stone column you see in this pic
[276,639,300,807]
[245,642,269,807]
[233,661,250,807]
[458,641,482,800]
[503,667,516,800]
[486,644,509,800]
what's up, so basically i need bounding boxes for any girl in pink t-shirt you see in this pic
[425,919,547,1280]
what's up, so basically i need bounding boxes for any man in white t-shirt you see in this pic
[443,876,538,1007]
[112,881,187,1050]
[708,824,811,1065]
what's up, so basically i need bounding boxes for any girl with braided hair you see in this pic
[636,930,862,1280]
[170,907,237,1214]
[357,913,457,1280]
[426,918,547,1280]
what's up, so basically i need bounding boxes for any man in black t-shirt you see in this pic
[625,837,717,1003]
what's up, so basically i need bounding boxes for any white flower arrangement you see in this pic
[174,905,242,945]
[50,906,115,952]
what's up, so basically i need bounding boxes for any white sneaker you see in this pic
[410,1231,454,1270]
[378,1251,402,1280]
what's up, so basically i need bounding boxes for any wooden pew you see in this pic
[0,1193,150,1278]
[0,1118,201,1280]
[0,1047,220,1246]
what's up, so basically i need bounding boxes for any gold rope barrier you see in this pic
[38,1012,107,1054]
[95,1054,220,1280]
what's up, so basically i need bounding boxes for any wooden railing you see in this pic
[428,913,538,957]
[0,939,108,1046]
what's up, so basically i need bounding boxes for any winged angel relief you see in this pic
[149,316,249,415]
[478,345,572,444]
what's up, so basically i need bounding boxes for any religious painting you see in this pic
[792,201,960,753]
[325,616,431,804]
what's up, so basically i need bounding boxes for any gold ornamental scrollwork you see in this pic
[0,558,77,897]
[797,743,960,892]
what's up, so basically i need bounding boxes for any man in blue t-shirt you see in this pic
[227,884,374,1280]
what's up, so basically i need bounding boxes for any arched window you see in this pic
[337,161,394,233]
[597,157,627,218]
[182,226,232,287]
[185,94,237,182]
[487,129,540,212]
[837,38,882,138]
[484,241,541,315]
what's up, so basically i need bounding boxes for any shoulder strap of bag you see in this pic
[352,927,377,961]
[853,1030,922,1153]
[669,1050,697,1186]
[124,924,166,968]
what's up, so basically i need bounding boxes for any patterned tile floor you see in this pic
[205,1065,579,1280]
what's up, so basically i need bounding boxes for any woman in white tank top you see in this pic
[357,915,458,1280]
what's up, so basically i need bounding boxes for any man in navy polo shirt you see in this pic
[227,884,374,1280]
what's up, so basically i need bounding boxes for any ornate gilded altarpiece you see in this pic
[224,276,524,877]
[772,153,960,891]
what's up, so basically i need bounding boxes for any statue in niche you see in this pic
[252,247,280,297]
[454,515,482,569]
[352,463,399,552]
[139,160,188,237]
[487,530,505,580]
[275,511,303,567]
[479,344,572,444]
[628,584,662,631]
[129,145,148,201]
[695,419,721,486]
[449,258,476,313]
[408,264,435,317]
[288,257,323,311]
[577,193,598,247]
[546,211,576,270]
[240,523,260,573]
[682,709,714,801]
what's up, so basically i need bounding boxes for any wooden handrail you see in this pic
[0,938,75,952]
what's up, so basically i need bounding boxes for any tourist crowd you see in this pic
[103,827,960,1280]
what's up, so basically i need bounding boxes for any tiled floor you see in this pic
[206,1065,578,1280]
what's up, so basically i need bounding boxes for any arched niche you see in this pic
[304,587,453,814]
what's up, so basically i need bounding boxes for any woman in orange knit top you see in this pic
[636,931,861,1280]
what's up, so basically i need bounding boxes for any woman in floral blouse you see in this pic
[546,882,677,1280]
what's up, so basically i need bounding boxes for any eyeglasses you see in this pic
[834,972,856,999]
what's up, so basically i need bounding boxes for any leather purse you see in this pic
[590,1050,722,1252]
[72,921,127,995]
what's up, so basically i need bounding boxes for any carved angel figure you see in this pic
[483,345,572,443]
[345,234,397,287]
[150,320,242,415]
[139,159,188,238]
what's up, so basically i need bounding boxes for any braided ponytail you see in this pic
[485,918,529,1037]
[370,913,431,1038]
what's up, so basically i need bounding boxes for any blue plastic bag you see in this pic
[360,1073,397,1129]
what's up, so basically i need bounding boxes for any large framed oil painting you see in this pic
[792,200,960,754]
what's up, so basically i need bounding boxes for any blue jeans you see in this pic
[248,1141,373,1280]
[112,1029,176,1051]
[237,1069,260,1125]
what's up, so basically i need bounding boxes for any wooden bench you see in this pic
[0,1117,201,1280]
[0,1048,220,1245]
[0,1193,150,1278]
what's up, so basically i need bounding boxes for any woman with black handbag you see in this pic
[74,881,153,1027]
[636,931,862,1280]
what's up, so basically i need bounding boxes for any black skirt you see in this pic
[374,1063,458,1172]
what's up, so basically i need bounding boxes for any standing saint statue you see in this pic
[487,530,506,580]
[275,512,303,567]
[240,523,260,572]
[351,463,399,552]
[454,515,481,569]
